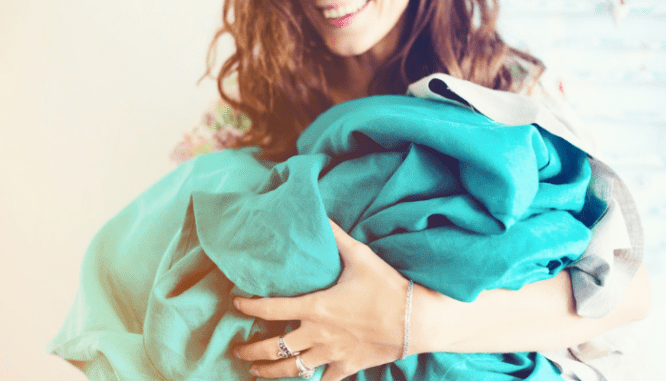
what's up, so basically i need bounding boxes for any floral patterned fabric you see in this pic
[170,99,250,164]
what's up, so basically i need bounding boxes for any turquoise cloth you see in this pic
[50,95,600,380]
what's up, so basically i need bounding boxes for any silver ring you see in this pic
[277,336,299,359]
[295,355,315,379]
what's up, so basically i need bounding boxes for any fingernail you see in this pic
[233,298,240,310]
[233,348,240,359]
[250,368,260,377]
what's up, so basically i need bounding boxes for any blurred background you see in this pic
[0,0,664,380]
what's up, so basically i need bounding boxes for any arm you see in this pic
[410,262,652,355]
[233,220,652,381]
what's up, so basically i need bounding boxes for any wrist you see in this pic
[407,283,461,355]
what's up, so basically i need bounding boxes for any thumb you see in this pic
[328,219,371,266]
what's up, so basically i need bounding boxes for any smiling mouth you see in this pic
[317,0,370,19]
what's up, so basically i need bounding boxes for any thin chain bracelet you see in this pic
[401,279,414,360]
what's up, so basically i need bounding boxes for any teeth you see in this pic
[322,0,367,19]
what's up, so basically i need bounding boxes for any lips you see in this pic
[317,0,370,20]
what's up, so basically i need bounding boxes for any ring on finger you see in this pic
[277,336,299,359]
[295,355,315,379]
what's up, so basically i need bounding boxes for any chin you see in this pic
[324,39,374,57]
[328,46,369,57]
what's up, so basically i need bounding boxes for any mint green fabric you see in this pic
[50,95,600,380]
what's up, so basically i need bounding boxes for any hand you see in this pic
[233,219,411,381]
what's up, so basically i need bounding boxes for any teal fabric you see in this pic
[50,95,599,381]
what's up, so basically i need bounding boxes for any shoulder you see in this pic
[170,75,251,164]
[527,70,599,154]
[502,50,598,153]
[504,48,545,95]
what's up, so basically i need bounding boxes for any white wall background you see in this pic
[499,0,666,373]
[0,1,664,380]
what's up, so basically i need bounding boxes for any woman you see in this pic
[203,0,651,379]
[50,0,652,380]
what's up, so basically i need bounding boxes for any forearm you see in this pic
[410,263,652,355]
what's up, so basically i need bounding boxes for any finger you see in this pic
[320,363,351,381]
[248,357,300,379]
[234,327,313,361]
[250,349,326,379]
[234,294,312,321]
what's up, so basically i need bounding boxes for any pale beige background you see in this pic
[0,1,226,379]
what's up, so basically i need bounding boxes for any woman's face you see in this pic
[298,0,411,57]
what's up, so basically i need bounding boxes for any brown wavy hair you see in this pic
[205,0,542,161]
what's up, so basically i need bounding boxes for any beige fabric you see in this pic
[407,73,654,381]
